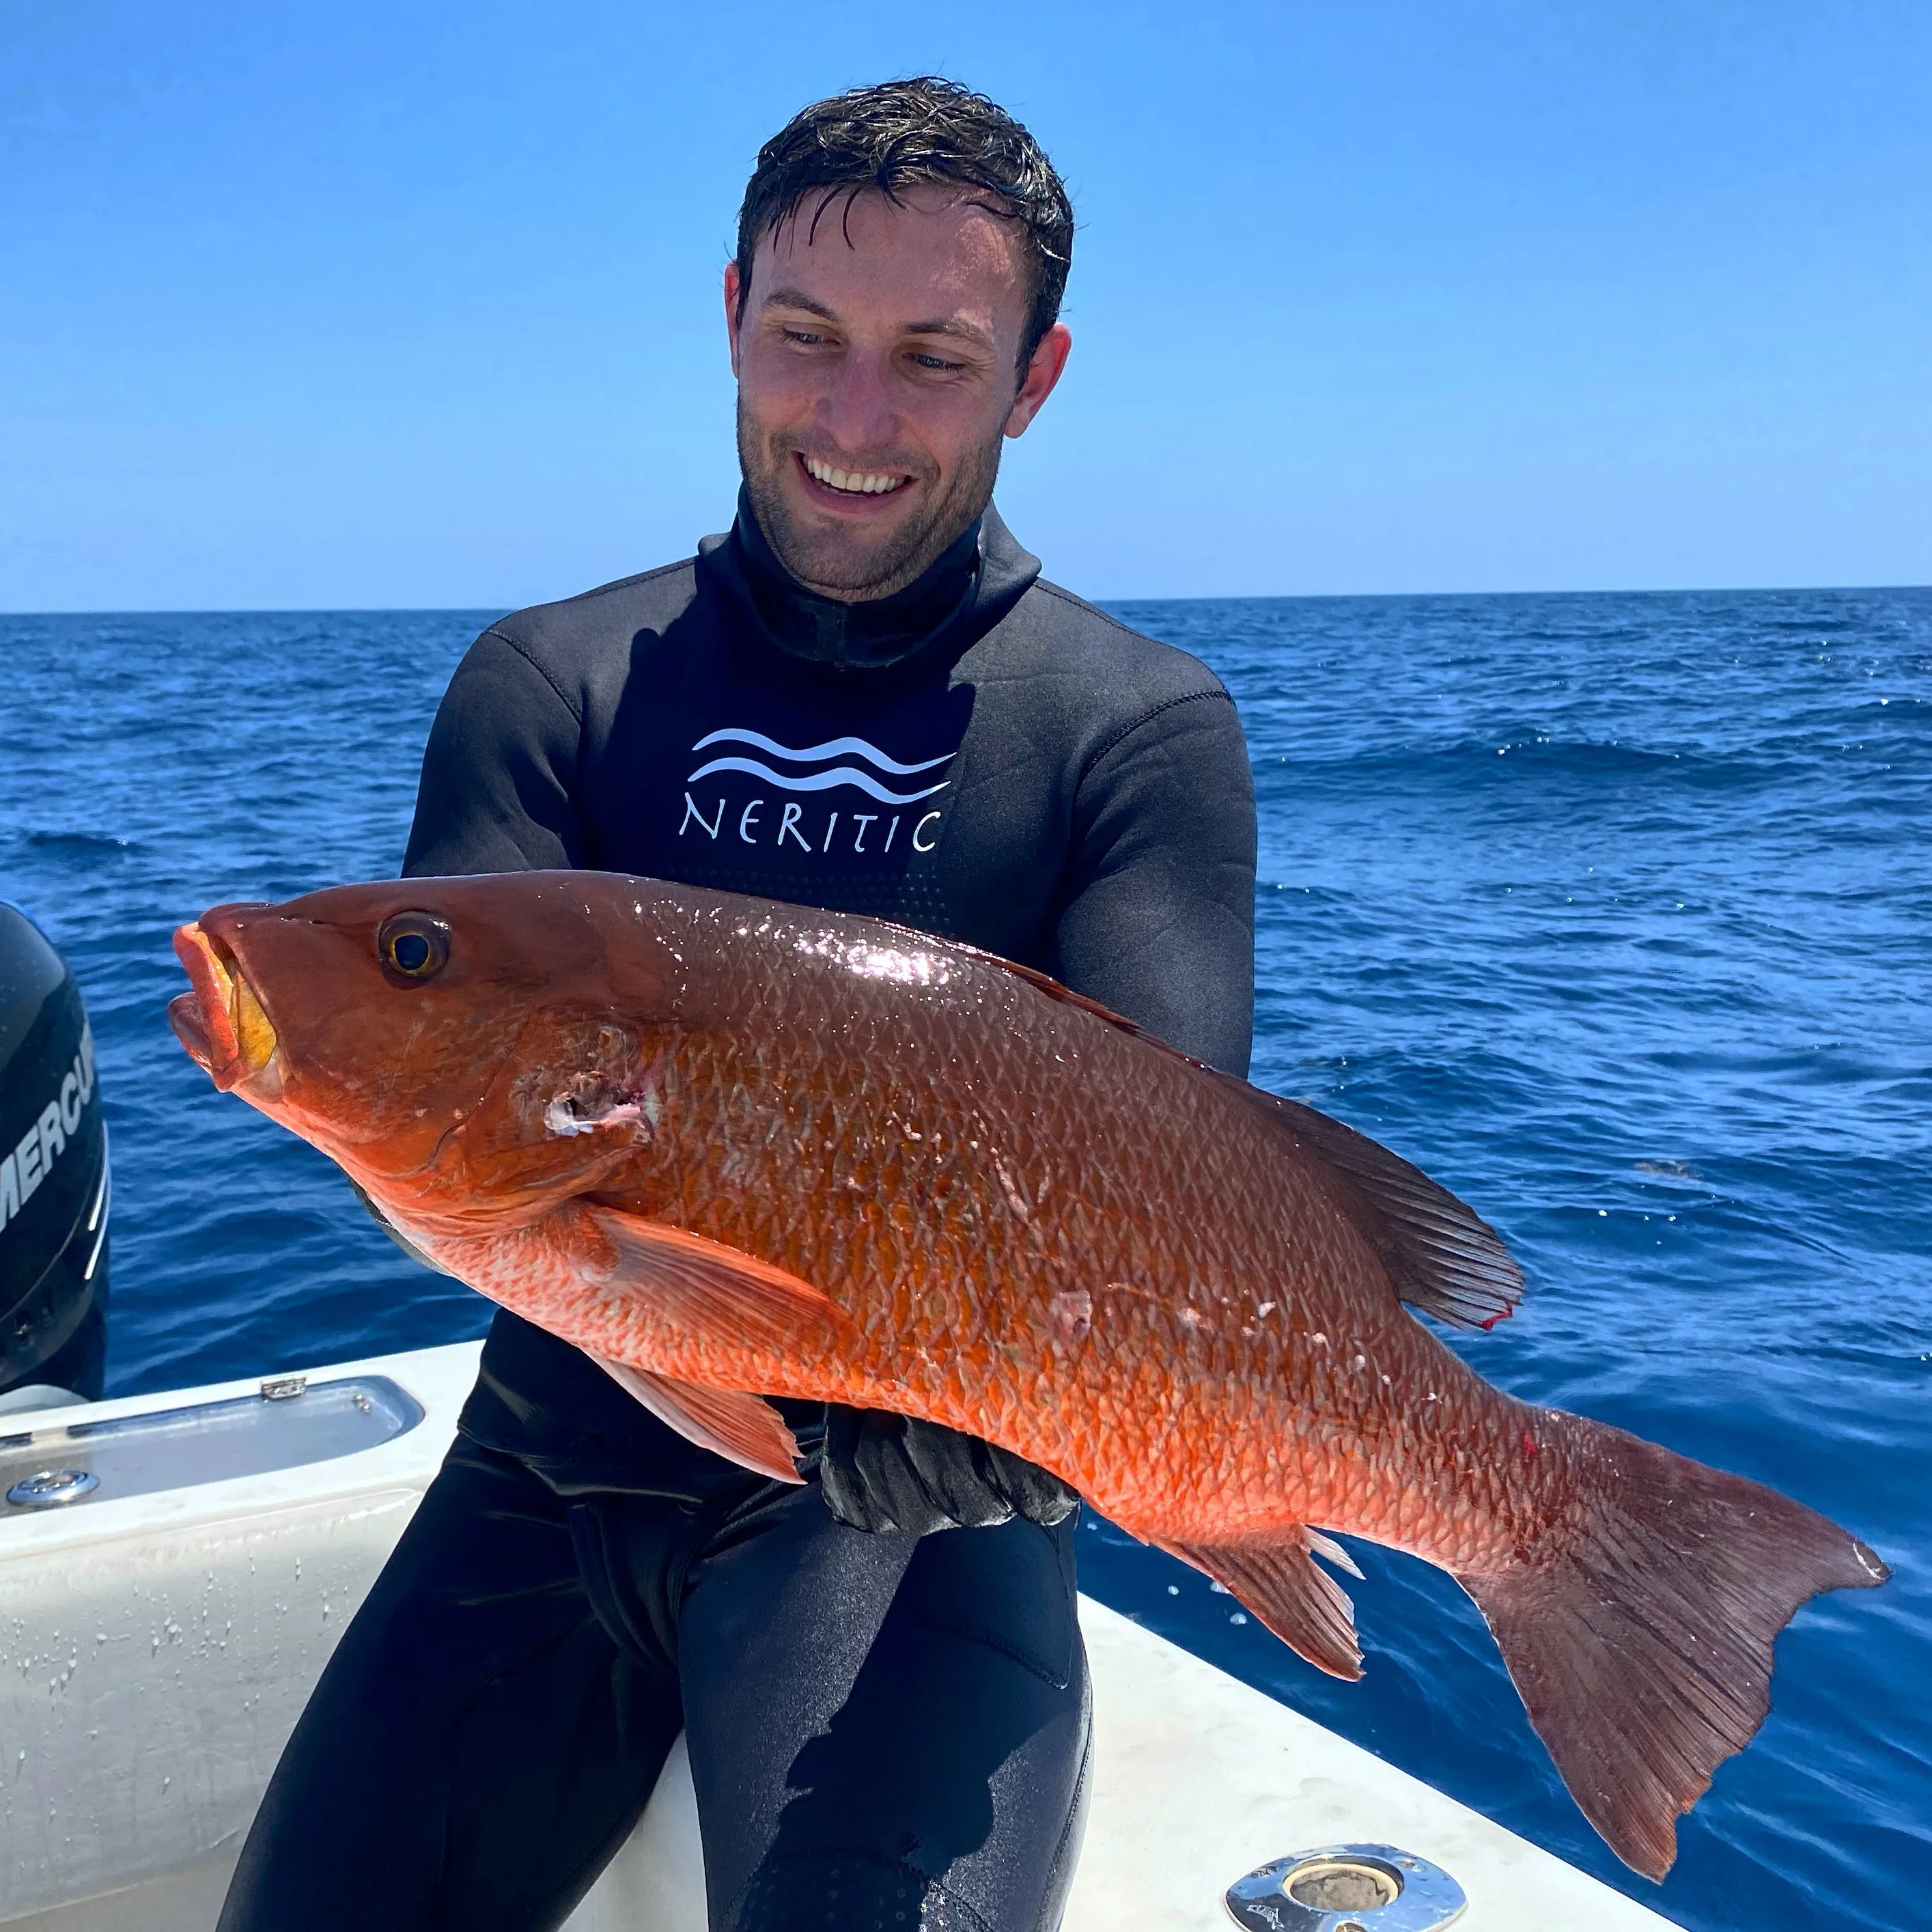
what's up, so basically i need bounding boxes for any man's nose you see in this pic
[814,350,898,451]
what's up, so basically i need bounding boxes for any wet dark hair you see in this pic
[735,77,1074,374]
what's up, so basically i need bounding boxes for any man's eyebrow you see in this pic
[760,287,996,352]
[761,287,841,323]
[902,317,996,350]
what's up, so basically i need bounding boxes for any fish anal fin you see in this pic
[1305,1527,1365,1579]
[585,1206,851,1354]
[1162,1529,1364,1681]
[593,1356,804,1485]
[1459,1412,1890,1879]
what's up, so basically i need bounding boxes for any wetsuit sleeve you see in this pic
[402,630,587,878]
[1050,690,1257,1076]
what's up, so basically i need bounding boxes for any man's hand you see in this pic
[817,1407,1078,1534]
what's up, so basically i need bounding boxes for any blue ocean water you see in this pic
[1,589,1927,1930]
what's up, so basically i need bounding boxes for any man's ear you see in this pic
[1004,322,1072,440]
[723,260,744,378]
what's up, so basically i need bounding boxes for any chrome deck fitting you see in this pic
[1224,1843,1466,1931]
[6,1467,100,1509]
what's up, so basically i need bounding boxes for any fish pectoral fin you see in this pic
[1160,1529,1364,1681]
[591,1356,805,1485]
[583,1206,851,1354]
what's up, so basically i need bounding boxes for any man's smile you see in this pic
[795,451,913,501]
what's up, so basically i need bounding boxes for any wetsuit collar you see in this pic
[701,487,1041,673]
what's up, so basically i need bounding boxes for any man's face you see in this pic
[726,184,1070,602]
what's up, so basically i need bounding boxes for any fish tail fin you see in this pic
[1459,1416,1888,1880]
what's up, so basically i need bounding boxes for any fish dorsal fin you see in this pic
[1160,1530,1364,1681]
[583,1205,853,1354]
[592,1356,804,1485]
[951,941,1524,1332]
[961,947,1169,1041]
[1221,1087,1524,1330]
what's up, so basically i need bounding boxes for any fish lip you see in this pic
[167,987,214,1067]
[170,917,279,1092]
[171,923,237,1080]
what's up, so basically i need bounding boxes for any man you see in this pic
[221,78,1255,1932]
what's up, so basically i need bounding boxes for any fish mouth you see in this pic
[170,920,279,1091]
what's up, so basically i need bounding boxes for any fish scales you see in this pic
[167,871,1888,1880]
[606,921,1479,1551]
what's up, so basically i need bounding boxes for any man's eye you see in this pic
[911,352,964,373]
[783,329,826,346]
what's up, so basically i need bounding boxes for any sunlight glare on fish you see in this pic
[792,927,951,986]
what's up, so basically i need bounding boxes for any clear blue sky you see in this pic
[3,1,1927,609]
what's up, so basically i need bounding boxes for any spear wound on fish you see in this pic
[543,1054,664,1139]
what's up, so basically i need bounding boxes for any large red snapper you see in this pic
[167,871,1886,1879]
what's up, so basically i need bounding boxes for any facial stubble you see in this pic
[736,397,1004,602]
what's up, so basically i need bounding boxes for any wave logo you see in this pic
[685,728,953,807]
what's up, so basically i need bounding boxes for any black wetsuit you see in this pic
[219,499,1257,1932]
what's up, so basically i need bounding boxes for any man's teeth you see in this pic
[803,454,906,496]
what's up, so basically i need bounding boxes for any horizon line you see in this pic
[5,579,1931,621]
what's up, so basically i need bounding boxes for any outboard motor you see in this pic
[0,904,109,1405]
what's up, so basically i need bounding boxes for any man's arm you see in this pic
[1050,688,1257,1076]
[402,630,587,880]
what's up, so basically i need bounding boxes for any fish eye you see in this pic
[376,911,450,983]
